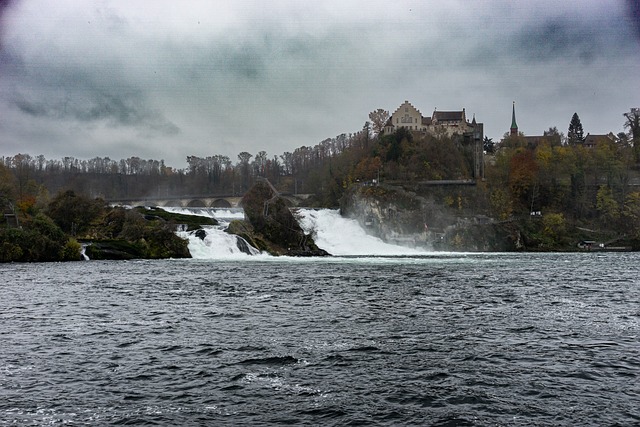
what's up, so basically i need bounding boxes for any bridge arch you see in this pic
[211,198,233,208]
[162,200,184,208]
[187,199,207,208]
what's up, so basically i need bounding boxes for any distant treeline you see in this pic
[1,130,369,202]
[1,124,480,205]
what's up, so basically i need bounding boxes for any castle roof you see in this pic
[392,100,422,116]
[433,110,465,122]
[584,133,614,148]
[523,136,543,146]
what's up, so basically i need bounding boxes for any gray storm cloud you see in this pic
[0,0,17,47]
[627,0,640,41]
[1,1,639,167]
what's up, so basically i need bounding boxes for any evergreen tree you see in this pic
[568,113,585,145]
[483,136,495,153]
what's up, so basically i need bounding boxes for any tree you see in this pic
[596,185,620,226]
[543,126,564,146]
[568,113,585,145]
[253,151,268,177]
[237,151,253,192]
[617,132,630,146]
[0,163,16,210]
[368,109,390,136]
[541,212,567,246]
[360,121,372,149]
[354,156,382,181]
[623,192,640,238]
[490,188,512,220]
[385,127,413,163]
[508,149,539,207]
[624,108,640,141]
[483,136,495,154]
[46,190,105,235]
[624,108,640,161]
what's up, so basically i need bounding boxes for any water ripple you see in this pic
[1,254,639,425]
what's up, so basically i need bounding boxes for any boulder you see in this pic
[235,179,329,256]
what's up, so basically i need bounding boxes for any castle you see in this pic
[382,100,483,141]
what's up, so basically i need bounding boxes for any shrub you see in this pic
[0,240,23,262]
[61,238,82,261]
[540,213,568,247]
[0,226,62,262]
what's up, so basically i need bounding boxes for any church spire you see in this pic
[510,101,518,136]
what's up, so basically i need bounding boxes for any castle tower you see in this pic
[510,101,518,136]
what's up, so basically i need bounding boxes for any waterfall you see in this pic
[167,207,429,259]
[166,208,263,260]
[179,226,261,259]
[80,244,90,261]
[296,209,427,256]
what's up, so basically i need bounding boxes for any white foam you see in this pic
[178,227,261,260]
[296,209,429,256]
[163,207,244,221]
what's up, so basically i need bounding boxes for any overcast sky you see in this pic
[1,0,639,168]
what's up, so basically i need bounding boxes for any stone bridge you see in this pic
[107,193,314,208]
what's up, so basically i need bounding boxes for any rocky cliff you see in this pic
[340,183,522,251]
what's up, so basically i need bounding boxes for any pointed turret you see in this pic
[510,101,518,136]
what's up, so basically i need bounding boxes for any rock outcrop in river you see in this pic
[230,179,329,256]
[82,206,215,260]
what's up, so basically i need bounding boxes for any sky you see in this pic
[1,0,639,168]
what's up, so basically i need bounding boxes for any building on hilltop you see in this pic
[382,100,482,140]
[382,100,484,179]
[508,102,550,147]
[583,133,616,148]
[383,100,424,134]
[509,102,616,149]
[508,102,552,147]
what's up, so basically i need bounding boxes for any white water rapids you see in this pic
[168,207,429,259]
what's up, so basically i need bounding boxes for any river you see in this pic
[1,209,638,426]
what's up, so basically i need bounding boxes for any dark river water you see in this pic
[1,253,639,426]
